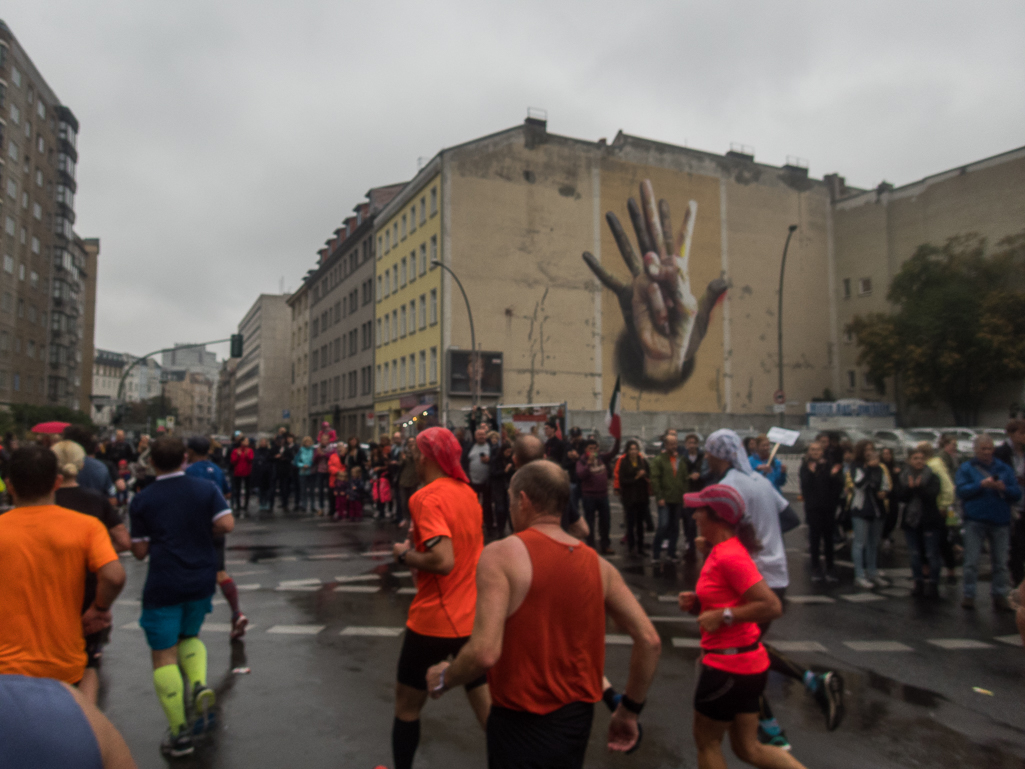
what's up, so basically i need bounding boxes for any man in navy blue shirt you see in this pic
[185,436,248,641]
[130,437,235,758]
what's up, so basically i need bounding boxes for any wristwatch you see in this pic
[722,607,735,626]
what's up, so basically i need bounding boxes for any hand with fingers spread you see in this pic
[583,180,727,391]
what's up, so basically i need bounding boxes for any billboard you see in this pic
[448,350,503,396]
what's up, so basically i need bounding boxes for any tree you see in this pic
[847,231,1025,426]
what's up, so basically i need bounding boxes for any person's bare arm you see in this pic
[697,579,781,632]
[602,558,661,752]
[63,683,138,769]
[568,516,590,540]
[426,543,512,694]
[212,512,235,536]
[394,537,455,575]
[130,540,149,560]
[83,560,126,635]
[109,524,131,553]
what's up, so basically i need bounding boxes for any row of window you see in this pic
[310,320,374,373]
[312,238,373,306]
[309,366,374,406]
[0,330,41,359]
[378,236,437,301]
[376,348,438,395]
[311,280,372,338]
[376,290,437,346]
[1,249,42,286]
[380,187,438,257]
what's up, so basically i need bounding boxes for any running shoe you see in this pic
[854,577,874,590]
[161,728,194,757]
[757,722,791,751]
[815,672,844,731]
[231,612,248,640]
[191,684,217,735]
[871,575,890,588]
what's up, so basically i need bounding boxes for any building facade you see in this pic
[215,357,237,436]
[233,294,289,436]
[90,348,161,426]
[286,281,308,436]
[0,21,97,411]
[163,370,213,435]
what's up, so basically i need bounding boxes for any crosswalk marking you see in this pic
[393,571,412,578]
[994,634,1023,647]
[397,587,418,595]
[671,638,702,648]
[365,550,393,558]
[308,552,352,559]
[120,622,140,630]
[340,626,405,637]
[879,588,912,598]
[771,641,828,653]
[844,641,913,652]
[333,585,381,593]
[334,574,380,583]
[927,638,994,650]
[275,584,321,592]
[605,634,632,645]
[280,578,322,586]
[237,583,261,591]
[257,556,299,563]
[231,569,268,576]
[657,595,679,603]
[203,622,257,633]
[267,625,325,635]
[785,595,836,604]
[839,593,886,603]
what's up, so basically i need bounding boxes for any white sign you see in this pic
[165,415,176,429]
[766,426,800,446]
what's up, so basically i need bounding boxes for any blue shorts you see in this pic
[139,597,213,650]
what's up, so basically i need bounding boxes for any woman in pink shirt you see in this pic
[229,437,254,517]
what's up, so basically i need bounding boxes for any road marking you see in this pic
[785,595,836,604]
[843,641,913,652]
[237,583,261,591]
[771,641,828,653]
[120,622,140,630]
[333,585,381,593]
[204,622,257,633]
[994,634,1023,647]
[834,560,854,569]
[657,595,680,603]
[231,569,268,576]
[364,550,393,558]
[308,552,352,559]
[267,625,325,635]
[671,638,702,648]
[648,615,697,624]
[397,587,418,595]
[340,626,405,637]
[838,593,887,603]
[257,556,299,563]
[334,574,380,583]
[927,638,994,650]
[393,571,412,578]
[879,588,913,598]
[606,634,632,645]
[225,559,247,565]
[280,578,322,586]
[118,598,141,606]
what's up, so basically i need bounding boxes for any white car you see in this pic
[900,428,944,455]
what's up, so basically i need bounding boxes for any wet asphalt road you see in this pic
[98,501,1025,769]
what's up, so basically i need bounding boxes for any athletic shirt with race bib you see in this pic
[488,528,605,715]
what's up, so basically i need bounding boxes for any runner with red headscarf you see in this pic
[390,428,488,769]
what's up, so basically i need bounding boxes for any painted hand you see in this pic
[583,180,727,390]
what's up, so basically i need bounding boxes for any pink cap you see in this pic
[683,484,746,525]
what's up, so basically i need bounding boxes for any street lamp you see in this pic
[777,224,798,426]
[430,260,478,407]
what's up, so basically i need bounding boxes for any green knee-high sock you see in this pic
[153,664,188,735]
[178,636,208,689]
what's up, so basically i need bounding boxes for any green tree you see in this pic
[847,231,1025,426]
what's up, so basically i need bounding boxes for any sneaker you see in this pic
[815,672,844,731]
[810,567,825,584]
[230,612,248,640]
[961,596,975,610]
[757,722,791,751]
[191,684,217,734]
[871,575,890,588]
[855,577,875,590]
[993,595,1014,613]
[161,728,194,757]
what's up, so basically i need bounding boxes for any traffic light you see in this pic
[230,334,243,358]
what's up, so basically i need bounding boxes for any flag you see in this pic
[605,376,622,440]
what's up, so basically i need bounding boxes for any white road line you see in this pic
[334,574,381,583]
[231,569,268,576]
[657,595,680,603]
[994,634,1024,647]
[605,634,632,645]
[838,593,887,603]
[267,625,325,635]
[648,616,697,624]
[204,622,257,633]
[785,595,836,604]
[927,638,994,650]
[671,638,702,648]
[396,587,418,595]
[118,598,141,606]
[771,641,828,653]
[274,585,321,592]
[879,588,912,598]
[280,578,322,586]
[843,641,914,652]
[120,622,140,630]
[364,550,393,558]
[308,552,352,559]
[333,585,381,593]
[340,626,405,637]
[256,556,299,563]
[393,571,412,578]
[237,583,261,591]
[212,599,227,606]
[834,560,854,569]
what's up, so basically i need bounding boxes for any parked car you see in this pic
[872,429,910,458]
[901,428,944,453]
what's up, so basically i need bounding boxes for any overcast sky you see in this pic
[6,1,1024,360]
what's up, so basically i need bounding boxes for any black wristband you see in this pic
[620,695,645,715]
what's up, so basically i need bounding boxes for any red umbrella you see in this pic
[31,421,71,435]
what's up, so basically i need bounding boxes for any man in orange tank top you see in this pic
[426,460,661,768]
[390,427,489,769]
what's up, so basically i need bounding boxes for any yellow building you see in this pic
[373,175,443,435]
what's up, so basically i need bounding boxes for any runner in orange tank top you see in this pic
[426,460,662,769]
[390,428,489,769]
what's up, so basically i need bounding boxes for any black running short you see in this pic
[214,537,226,571]
[486,702,594,769]
[693,663,767,722]
[396,627,487,691]
[84,627,110,670]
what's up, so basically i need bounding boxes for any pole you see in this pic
[778,224,798,427]
[431,261,478,408]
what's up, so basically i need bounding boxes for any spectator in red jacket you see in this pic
[230,437,254,516]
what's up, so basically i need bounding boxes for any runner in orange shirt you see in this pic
[391,427,488,769]
[0,445,125,686]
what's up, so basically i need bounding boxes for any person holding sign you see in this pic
[750,434,788,492]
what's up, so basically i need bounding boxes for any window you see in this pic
[409,355,417,389]
[376,364,382,394]
[384,268,390,297]
[391,310,398,341]
[11,68,20,88]
[393,223,398,245]
[377,235,383,258]
[35,169,42,187]
[30,237,39,255]
[9,104,19,125]
[842,278,851,299]
[408,251,417,284]
[400,358,407,389]
[429,347,438,384]
[321,344,328,366]
[419,294,427,329]
[32,202,41,220]
[7,141,18,162]
[311,382,318,403]
[27,341,34,359]
[376,318,382,347]
[321,380,328,405]
[3,255,12,274]
[400,257,407,287]
[430,235,438,268]
[312,349,319,371]
[392,266,398,294]
[18,263,24,280]
[4,218,13,235]
[430,187,438,215]
[401,214,406,240]
[420,197,426,224]
[36,136,43,154]
[408,301,417,334]
[383,362,390,392]
[17,299,23,318]
[13,373,19,392]
[6,179,16,198]
[847,370,856,389]
[37,101,45,119]
[335,337,342,362]
[383,314,390,344]
[419,351,427,386]
[429,289,438,325]
[385,229,390,252]
[391,359,397,390]
[863,372,874,388]
[334,375,340,402]
[419,244,427,276]
[334,300,341,321]
[400,306,407,337]
[858,277,872,296]
[377,275,383,301]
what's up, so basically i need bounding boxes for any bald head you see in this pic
[513,434,545,468]
[509,460,570,529]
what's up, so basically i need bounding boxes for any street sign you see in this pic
[767,426,800,446]
[282,409,290,419]
[772,404,786,414]
[165,416,175,429]
[773,389,786,405]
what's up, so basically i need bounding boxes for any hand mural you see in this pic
[583,180,728,392]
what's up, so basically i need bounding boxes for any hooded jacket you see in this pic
[955,457,1022,525]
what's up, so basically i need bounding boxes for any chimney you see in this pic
[524,107,548,149]
[823,173,848,202]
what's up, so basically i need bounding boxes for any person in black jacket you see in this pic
[995,419,1025,586]
[617,440,650,556]
[800,440,843,583]
[897,447,943,597]
[251,437,274,515]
